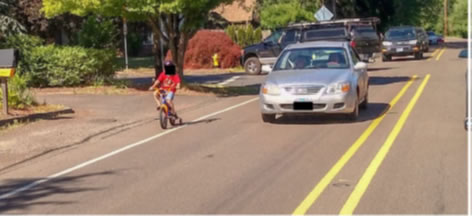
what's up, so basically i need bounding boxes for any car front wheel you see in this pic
[244,57,262,75]
[347,96,359,121]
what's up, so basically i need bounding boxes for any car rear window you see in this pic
[353,27,378,38]
[302,28,347,41]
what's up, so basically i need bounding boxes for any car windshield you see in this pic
[427,32,435,36]
[385,29,416,40]
[273,47,350,71]
[264,30,283,43]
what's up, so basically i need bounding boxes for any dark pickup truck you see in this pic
[241,18,381,75]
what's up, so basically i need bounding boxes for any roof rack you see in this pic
[288,17,380,28]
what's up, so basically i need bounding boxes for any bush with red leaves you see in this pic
[167,30,242,69]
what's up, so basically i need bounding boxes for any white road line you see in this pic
[218,76,241,86]
[0,97,259,200]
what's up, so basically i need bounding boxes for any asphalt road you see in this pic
[0,43,468,214]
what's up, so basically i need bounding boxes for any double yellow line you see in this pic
[293,74,431,215]
[428,48,446,61]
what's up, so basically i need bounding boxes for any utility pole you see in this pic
[444,0,448,36]
[332,0,336,19]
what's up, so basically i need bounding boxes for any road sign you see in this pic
[314,6,334,21]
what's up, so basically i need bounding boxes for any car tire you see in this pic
[382,55,391,62]
[414,52,422,60]
[347,96,359,121]
[261,113,276,123]
[244,57,262,75]
[360,90,368,110]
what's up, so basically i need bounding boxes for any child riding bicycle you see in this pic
[149,61,181,118]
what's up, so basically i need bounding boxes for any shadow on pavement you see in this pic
[369,76,411,86]
[184,73,245,84]
[272,102,390,125]
[368,67,395,72]
[184,118,220,126]
[0,171,115,213]
[185,84,260,97]
[443,41,467,49]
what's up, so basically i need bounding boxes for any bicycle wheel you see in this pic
[159,107,168,129]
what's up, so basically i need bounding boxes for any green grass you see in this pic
[115,56,155,69]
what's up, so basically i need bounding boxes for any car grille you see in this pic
[284,86,324,95]
[280,103,326,110]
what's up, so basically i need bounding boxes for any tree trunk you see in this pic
[148,18,163,78]
[176,32,189,77]
[152,31,163,78]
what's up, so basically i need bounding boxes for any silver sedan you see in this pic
[259,41,369,123]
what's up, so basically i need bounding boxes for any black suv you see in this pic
[381,26,429,61]
[241,18,381,75]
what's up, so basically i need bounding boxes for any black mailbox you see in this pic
[0,49,18,78]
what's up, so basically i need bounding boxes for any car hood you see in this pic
[243,43,263,52]
[266,69,352,86]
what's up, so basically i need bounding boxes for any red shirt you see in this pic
[158,72,181,92]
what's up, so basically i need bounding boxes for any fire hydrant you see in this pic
[212,53,219,68]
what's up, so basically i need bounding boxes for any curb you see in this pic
[0,107,75,127]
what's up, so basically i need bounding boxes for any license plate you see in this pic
[397,48,404,52]
[295,98,310,102]
[294,102,313,110]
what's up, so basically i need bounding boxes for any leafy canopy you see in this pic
[260,1,316,29]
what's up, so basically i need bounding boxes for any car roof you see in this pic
[285,41,348,49]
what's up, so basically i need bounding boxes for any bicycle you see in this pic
[157,89,182,129]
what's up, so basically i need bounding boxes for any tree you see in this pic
[42,0,236,77]
[450,0,467,38]
[260,1,316,29]
[0,0,25,41]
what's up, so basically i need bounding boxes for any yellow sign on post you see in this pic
[0,68,15,78]
[0,49,18,115]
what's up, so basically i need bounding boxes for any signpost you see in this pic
[0,49,18,115]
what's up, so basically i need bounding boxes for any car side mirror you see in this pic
[354,62,367,70]
[459,49,468,58]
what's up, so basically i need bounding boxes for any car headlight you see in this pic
[408,40,418,45]
[382,41,392,46]
[325,82,351,95]
[262,83,281,95]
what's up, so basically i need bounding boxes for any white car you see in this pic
[259,41,369,123]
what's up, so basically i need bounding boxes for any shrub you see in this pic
[77,15,118,49]
[0,74,36,109]
[26,45,115,87]
[225,25,263,48]
[179,30,242,69]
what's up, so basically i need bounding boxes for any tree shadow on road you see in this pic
[367,67,396,72]
[0,171,116,213]
[272,103,390,125]
[185,84,260,97]
[443,41,467,49]
[369,76,412,86]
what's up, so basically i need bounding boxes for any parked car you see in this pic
[381,26,429,61]
[259,41,369,123]
[427,31,444,45]
[241,18,380,75]
[459,49,470,130]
